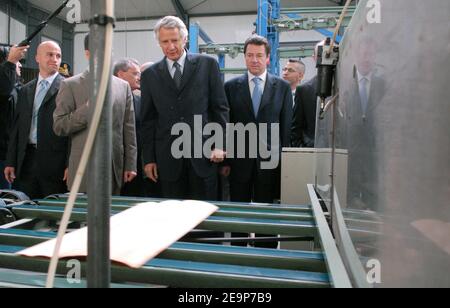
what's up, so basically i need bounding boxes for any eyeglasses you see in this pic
[282,68,298,73]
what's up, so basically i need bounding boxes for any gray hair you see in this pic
[288,59,306,74]
[154,16,188,42]
[113,58,140,76]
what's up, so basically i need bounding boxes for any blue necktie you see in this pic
[359,77,369,116]
[30,79,50,144]
[252,77,263,118]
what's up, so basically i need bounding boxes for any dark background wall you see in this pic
[0,0,74,81]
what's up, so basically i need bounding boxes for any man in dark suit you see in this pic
[4,41,68,199]
[344,37,385,211]
[0,45,27,189]
[221,35,293,248]
[141,16,229,201]
[291,41,326,148]
[290,76,318,148]
[114,58,159,197]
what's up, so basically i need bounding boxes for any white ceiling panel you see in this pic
[26,0,344,21]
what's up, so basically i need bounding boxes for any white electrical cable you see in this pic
[45,0,115,288]
[328,0,352,55]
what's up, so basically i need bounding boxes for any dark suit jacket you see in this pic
[224,73,293,183]
[0,61,16,97]
[133,93,143,176]
[344,67,386,210]
[6,75,69,180]
[141,53,229,182]
[0,61,19,160]
[291,76,318,148]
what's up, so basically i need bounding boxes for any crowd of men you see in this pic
[0,16,320,203]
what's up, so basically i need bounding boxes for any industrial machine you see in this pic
[0,192,353,288]
[0,0,448,288]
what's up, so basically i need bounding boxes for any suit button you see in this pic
[180,117,185,121]
[178,97,182,101]
[170,106,174,111]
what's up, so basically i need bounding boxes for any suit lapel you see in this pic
[237,73,256,120]
[26,79,37,118]
[79,70,91,103]
[258,73,277,117]
[23,80,37,138]
[352,66,366,118]
[367,75,384,114]
[41,75,62,107]
[179,53,198,92]
[157,59,178,93]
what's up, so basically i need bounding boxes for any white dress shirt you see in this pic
[248,70,267,96]
[34,72,59,102]
[357,70,372,100]
[166,50,187,78]
[29,72,59,144]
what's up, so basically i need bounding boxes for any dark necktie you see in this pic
[173,62,182,89]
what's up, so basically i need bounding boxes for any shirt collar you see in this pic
[37,72,59,87]
[167,50,187,70]
[357,70,372,83]
[248,70,267,84]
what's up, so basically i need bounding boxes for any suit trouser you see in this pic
[230,162,279,248]
[160,159,217,201]
[160,159,223,241]
[121,149,160,198]
[14,146,67,199]
[0,160,10,189]
[121,176,161,198]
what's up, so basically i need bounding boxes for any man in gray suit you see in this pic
[53,35,137,195]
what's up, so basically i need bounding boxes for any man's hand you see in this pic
[220,166,231,177]
[144,163,158,183]
[63,168,68,182]
[4,167,16,184]
[124,171,137,183]
[7,45,29,64]
[210,149,226,163]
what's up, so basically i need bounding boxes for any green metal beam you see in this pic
[308,185,352,288]
[273,16,352,32]
[220,68,247,75]
[43,196,313,214]
[279,47,315,58]
[0,230,326,273]
[200,44,244,59]
[0,269,139,288]
[0,250,330,288]
[36,200,314,222]
[280,6,357,15]
[10,205,317,237]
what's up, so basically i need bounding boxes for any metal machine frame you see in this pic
[0,194,352,288]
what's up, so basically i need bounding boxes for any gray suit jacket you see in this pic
[53,70,137,193]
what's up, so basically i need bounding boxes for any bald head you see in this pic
[36,41,62,77]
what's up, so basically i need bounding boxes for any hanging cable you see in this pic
[328,0,352,55]
[45,0,115,289]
